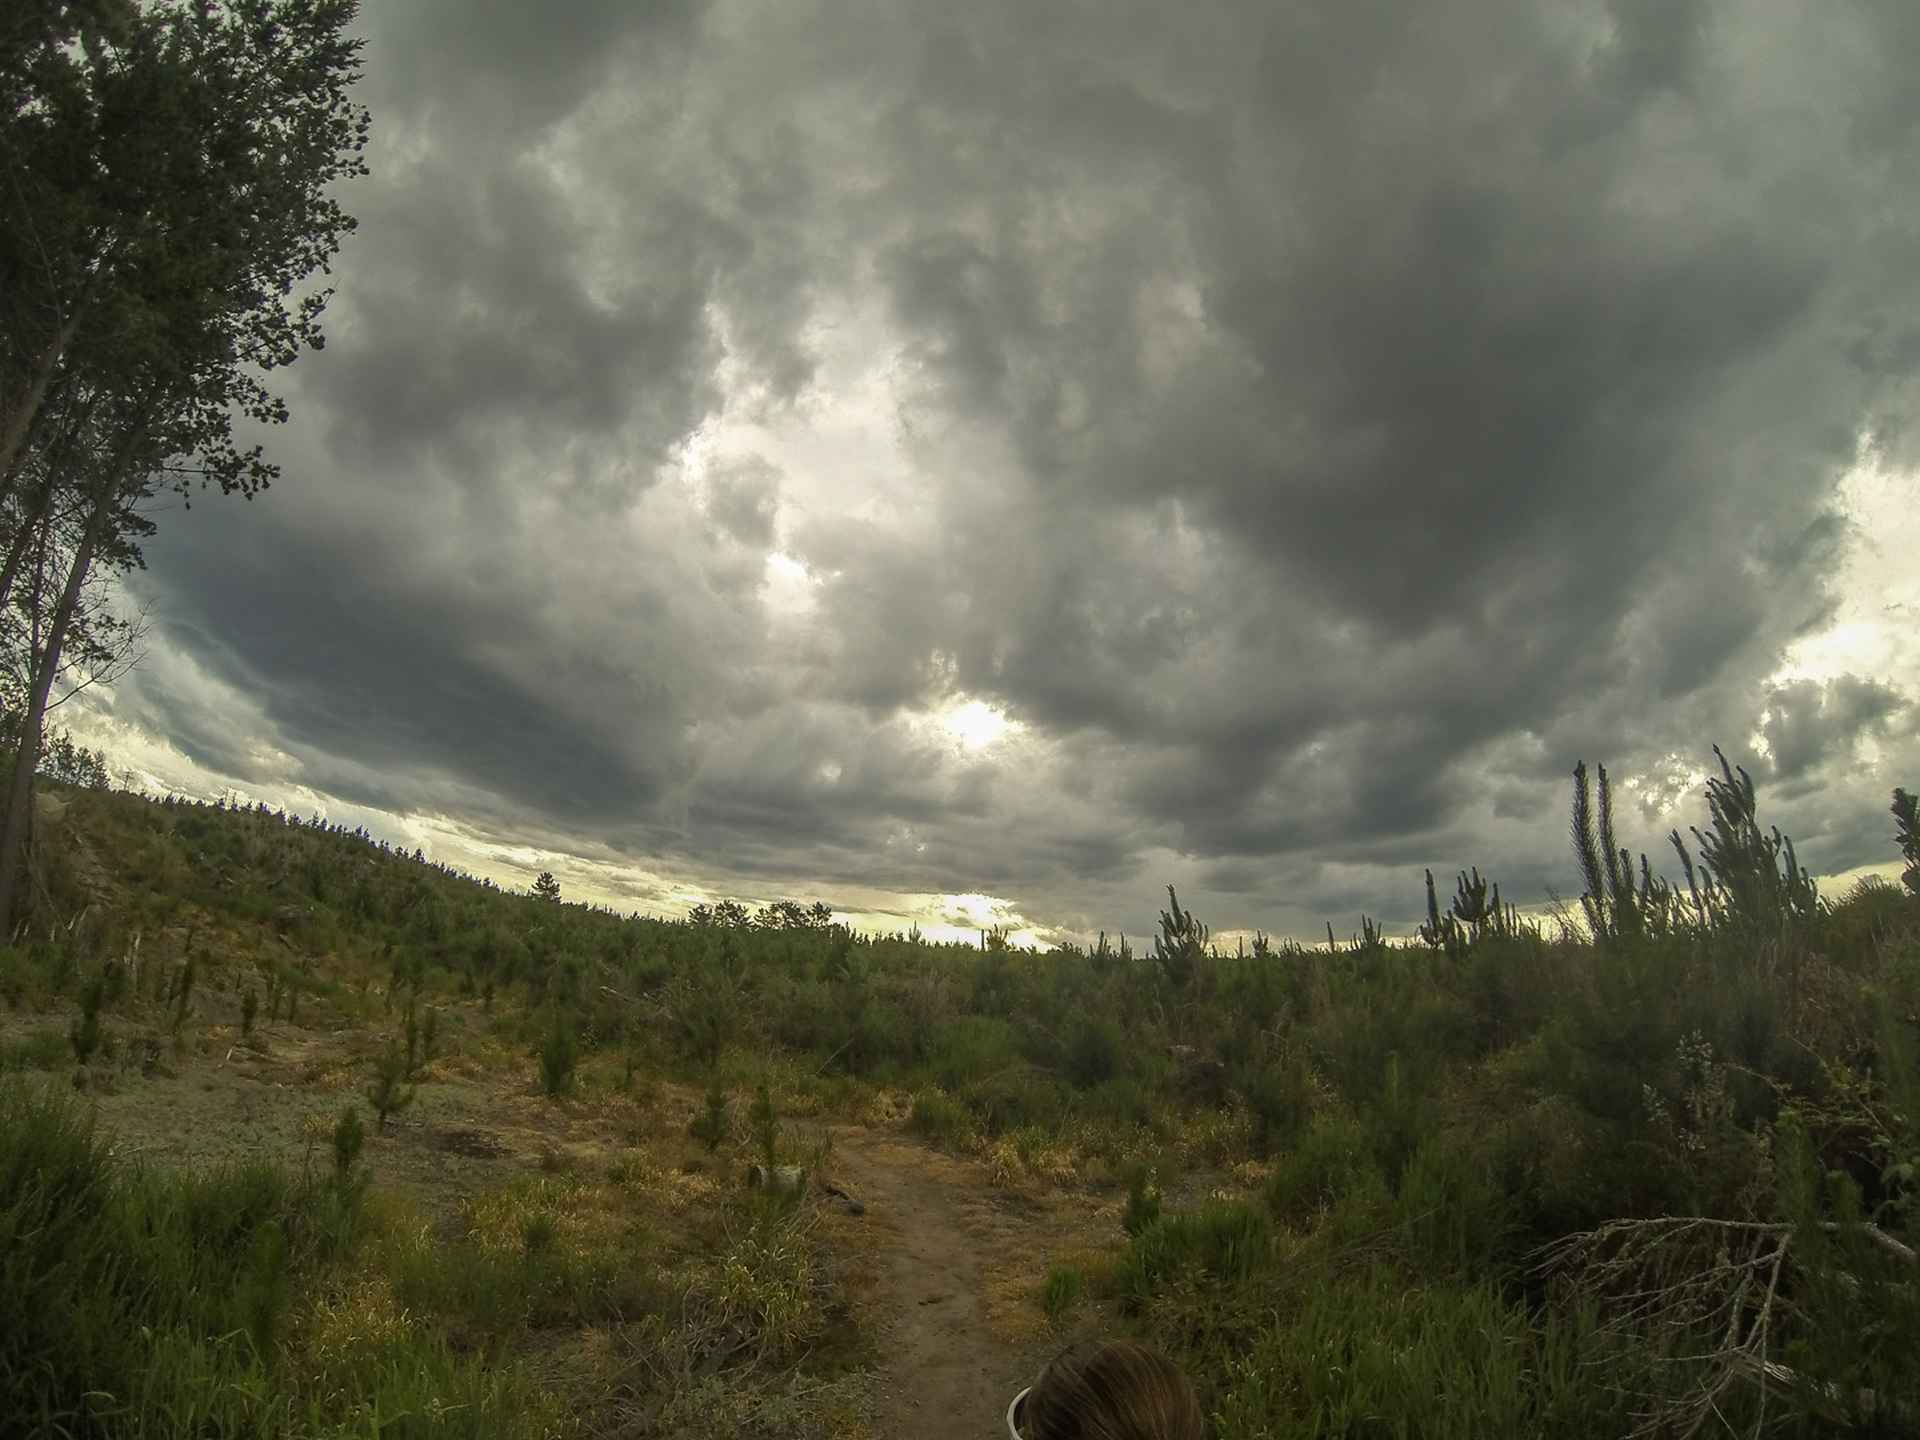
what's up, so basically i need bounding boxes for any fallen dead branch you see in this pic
[1534,1215,1915,1438]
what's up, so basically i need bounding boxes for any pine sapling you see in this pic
[403,993,421,1077]
[539,1006,577,1097]
[690,1079,730,1153]
[70,971,104,1062]
[172,953,197,1032]
[366,1039,415,1131]
[333,1104,366,1185]
[749,1080,779,1171]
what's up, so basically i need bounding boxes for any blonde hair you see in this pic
[1021,1340,1203,1440]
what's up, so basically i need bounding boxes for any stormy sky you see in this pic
[75,0,1920,945]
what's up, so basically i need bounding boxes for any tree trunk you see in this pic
[0,474,112,936]
[0,313,81,505]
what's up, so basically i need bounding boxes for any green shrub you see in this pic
[1086,1074,1159,1129]
[1123,1164,1162,1237]
[1212,1268,1621,1440]
[1114,1201,1271,1314]
[1265,1112,1379,1226]
[929,1015,1017,1090]
[1040,1263,1084,1321]
[0,1026,68,1073]
[521,1211,558,1257]
[964,1068,1069,1137]
[1243,1055,1313,1157]
[1391,1135,1513,1272]
[1065,1016,1124,1088]
[906,1089,975,1149]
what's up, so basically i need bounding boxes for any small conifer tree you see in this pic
[539,1006,577,1097]
[690,1079,730,1152]
[749,1080,779,1171]
[333,1105,366,1184]
[171,953,197,1031]
[366,1040,416,1131]
[533,870,561,903]
[70,972,104,1062]
[403,994,421,1077]
[1153,886,1207,992]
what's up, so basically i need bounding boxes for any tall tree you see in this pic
[0,0,369,934]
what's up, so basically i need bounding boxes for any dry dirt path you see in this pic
[829,1127,1049,1440]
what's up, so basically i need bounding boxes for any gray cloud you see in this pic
[103,0,1920,940]
[1762,676,1909,783]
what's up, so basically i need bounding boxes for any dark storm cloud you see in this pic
[1762,676,1909,784]
[112,0,1920,938]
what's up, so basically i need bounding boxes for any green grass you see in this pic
[1040,1263,1084,1321]
[0,1025,70,1072]
[905,1089,975,1148]
[1211,1268,1625,1440]
[0,1080,565,1439]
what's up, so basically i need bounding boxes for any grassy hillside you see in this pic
[2,766,1918,1437]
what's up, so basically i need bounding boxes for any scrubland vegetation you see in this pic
[0,758,1916,1437]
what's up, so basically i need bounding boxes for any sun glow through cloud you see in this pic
[1770,444,1920,692]
[938,699,1020,751]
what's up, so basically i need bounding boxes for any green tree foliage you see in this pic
[1670,745,1821,936]
[0,0,371,936]
[1894,787,1920,897]
[532,870,561,903]
[1571,760,1680,942]
[1153,885,1207,993]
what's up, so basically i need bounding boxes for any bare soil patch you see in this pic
[828,1127,1117,1440]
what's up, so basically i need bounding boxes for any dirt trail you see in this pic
[830,1128,1040,1440]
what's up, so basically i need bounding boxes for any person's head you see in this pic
[1007,1340,1203,1440]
